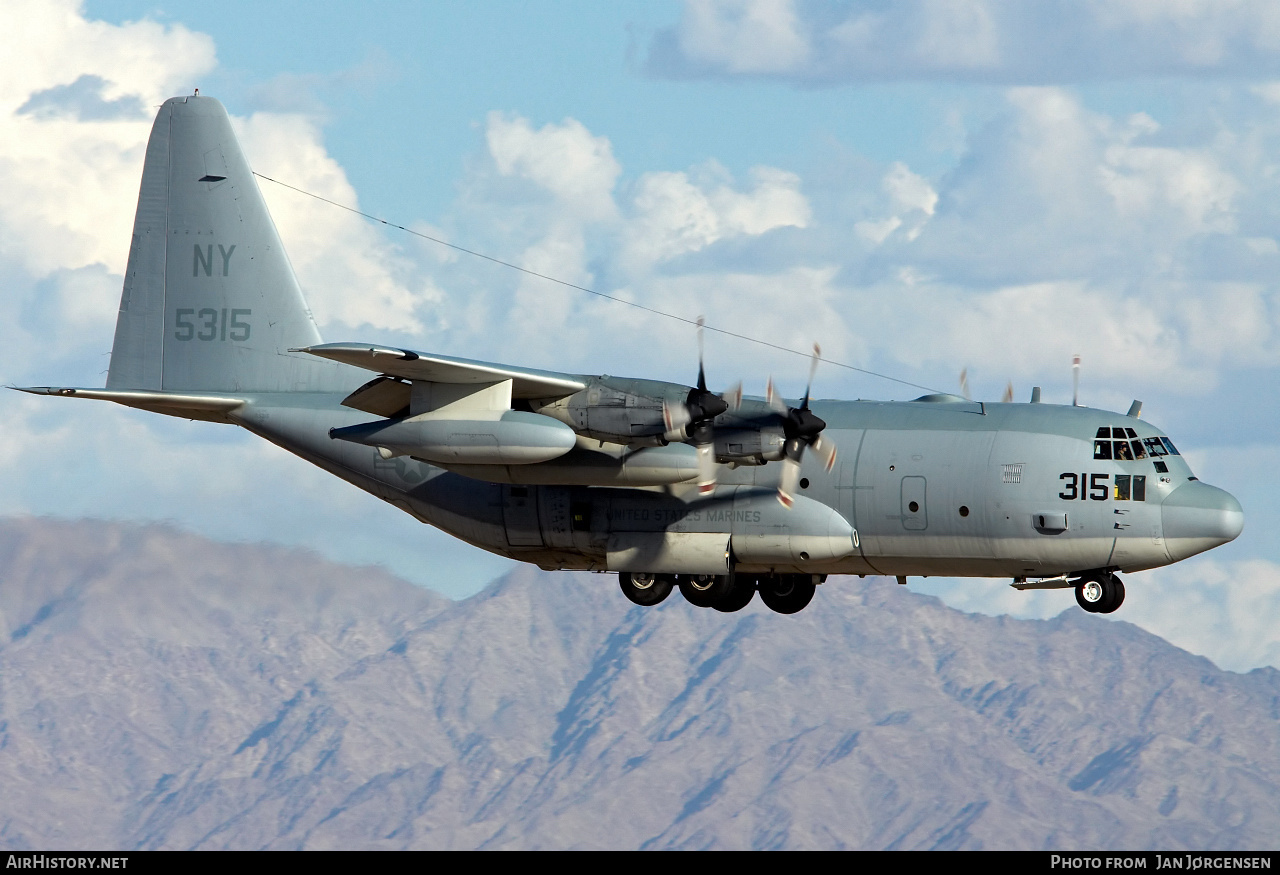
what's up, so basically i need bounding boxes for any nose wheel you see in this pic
[1075,572,1125,614]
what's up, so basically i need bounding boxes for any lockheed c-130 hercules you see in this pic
[19,94,1244,615]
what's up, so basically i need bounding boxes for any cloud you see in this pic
[621,163,810,269]
[893,89,1241,285]
[240,113,432,333]
[821,86,1280,400]
[855,161,937,244]
[0,0,215,113]
[17,74,146,121]
[0,2,462,587]
[406,112,821,377]
[675,0,811,74]
[486,113,621,222]
[648,0,1280,84]
[0,1,215,278]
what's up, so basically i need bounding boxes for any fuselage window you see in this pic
[1113,474,1146,501]
[1154,460,1169,473]
[1094,440,1112,460]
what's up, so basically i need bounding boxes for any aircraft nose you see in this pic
[1161,481,1244,562]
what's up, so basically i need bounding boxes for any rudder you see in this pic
[107,95,343,393]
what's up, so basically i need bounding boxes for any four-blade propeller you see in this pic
[668,325,836,507]
[662,318,728,495]
[770,344,837,508]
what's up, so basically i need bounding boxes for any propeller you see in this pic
[775,344,837,508]
[1072,353,1081,407]
[961,369,1015,404]
[662,317,728,495]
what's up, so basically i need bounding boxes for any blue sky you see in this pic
[3,1,1279,671]
[83,1,975,217]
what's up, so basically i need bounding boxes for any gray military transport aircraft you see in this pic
[18,95,1245,615]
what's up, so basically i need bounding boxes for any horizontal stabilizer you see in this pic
[12,386,245,423]
[295,343,586,399]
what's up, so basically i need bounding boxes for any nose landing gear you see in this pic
[1075,572,1125,614]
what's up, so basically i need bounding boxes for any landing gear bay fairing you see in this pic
[20,96,1244,615]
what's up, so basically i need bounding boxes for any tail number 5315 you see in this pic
[174,308,251,342]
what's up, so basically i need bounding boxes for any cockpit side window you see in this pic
[1130,440,1146,459]
[1113,474,1147,501]
[1162,438,1181,455]
[1094,440,1112,460]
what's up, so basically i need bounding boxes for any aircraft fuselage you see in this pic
[229,390,1240,582]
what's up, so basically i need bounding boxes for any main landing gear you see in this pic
[617,572,822,614]
[1075,571,1126,614]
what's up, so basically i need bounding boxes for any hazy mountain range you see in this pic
[0,517,1276,850]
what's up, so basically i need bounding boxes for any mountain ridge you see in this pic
[0,516,1276,850]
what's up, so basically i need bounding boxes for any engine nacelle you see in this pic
[713,427,785,465]
[330,410,576,465]
[533,376,691,446]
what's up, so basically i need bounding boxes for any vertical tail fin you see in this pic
[107,94,342,393]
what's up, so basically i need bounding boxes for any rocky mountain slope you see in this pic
[0,517,1277,850]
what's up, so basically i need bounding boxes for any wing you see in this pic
[293,343,586,399]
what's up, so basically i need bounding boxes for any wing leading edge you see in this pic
[293,343,586,399]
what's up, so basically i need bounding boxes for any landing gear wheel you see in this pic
[1075,578,1105,613]
[618,572,673,606]
[1075,574,1125,614]
[758,574,817,615]
[713,574,757,613]
[678,574,731,608]
[1097,574,1125,614]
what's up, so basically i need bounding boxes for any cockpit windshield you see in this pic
[1093,426,1179,461]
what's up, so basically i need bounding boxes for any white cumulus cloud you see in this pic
[648,0,1280,82]
[622,163,810,269]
